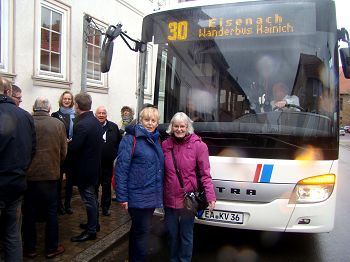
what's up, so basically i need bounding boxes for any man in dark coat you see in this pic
[69,93,103,242]
[95,106,121,216]
[0,77,36,261]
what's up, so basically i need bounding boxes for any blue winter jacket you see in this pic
[115,124,164,208]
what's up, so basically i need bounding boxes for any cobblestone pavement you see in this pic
[1,188,131,262]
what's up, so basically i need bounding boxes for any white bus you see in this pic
[102,0,350,233]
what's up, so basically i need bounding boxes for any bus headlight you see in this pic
[290,174,335,204]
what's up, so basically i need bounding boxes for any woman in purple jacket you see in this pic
[162,112,216,262]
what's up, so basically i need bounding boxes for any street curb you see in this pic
[72,220,131,262]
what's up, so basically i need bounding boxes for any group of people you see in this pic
[0,77,134,261]
[118,83,299,261]
[0,75,217,262]
[115,107,216,262]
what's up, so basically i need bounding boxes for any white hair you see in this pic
[166,112,194,135]
[33,97,51,112]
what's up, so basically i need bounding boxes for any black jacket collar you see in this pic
[76,111,93,121]
[0,95,16,105]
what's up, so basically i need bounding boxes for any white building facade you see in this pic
[1,0,175,123]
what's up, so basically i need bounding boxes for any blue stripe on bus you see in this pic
[259,164,274,183]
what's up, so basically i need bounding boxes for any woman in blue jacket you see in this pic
[115,106,164,262]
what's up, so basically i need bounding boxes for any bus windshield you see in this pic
[140,0,339,160]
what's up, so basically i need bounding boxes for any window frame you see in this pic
[0,0,8,71]
[0,0,13,76]
[34,0,70,85]
[84,17,108,90]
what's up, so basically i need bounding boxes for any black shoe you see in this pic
[65,207,73,215]
[102,209,111,216]
[71,231,97,242]
[79,223,100,232]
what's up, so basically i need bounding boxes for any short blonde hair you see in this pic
[166,112,194,135]
[139,107,160,123]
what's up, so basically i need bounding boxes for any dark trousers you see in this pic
[78,185,99,233]
[128,208,155,262]
[0,195,23,262]
[164,207,195,262]
[57,169,73,209]
[96,164,113,211]
[22,181,59,253]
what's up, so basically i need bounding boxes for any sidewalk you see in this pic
[22,192,131,262]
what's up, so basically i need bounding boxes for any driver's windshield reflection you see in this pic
[270,82,300,111]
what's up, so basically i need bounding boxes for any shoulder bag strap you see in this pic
[131,136,136,157]
[171,148,185,190]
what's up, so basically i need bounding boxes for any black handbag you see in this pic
[171,149,208,216]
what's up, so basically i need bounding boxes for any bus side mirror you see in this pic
[340,48,350,79]
[99,23,145,73]
[100,39,114,73]
[100,24,123,73]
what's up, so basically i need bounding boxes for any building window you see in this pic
[87,27,102,81]
[0,0,8,71]
[0,0,14,80]
[40,6,62,73]
[34,0,70,85]
[84,17,107,91]
[0,0,3,67]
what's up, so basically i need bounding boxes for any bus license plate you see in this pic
[201,209,244,224]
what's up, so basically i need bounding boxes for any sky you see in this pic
[335,0,348,28]
[335,0,349,48]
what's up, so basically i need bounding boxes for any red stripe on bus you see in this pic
[254,164,262,183]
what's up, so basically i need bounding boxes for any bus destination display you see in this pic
[164,2,315,42]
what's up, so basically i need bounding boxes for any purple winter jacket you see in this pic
[162,133,216,209]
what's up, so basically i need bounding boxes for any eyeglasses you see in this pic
[12,96,22,101]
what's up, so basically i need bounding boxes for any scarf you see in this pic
[60,107,75,139]
[139,125,160,143]
[121,115,133,129]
